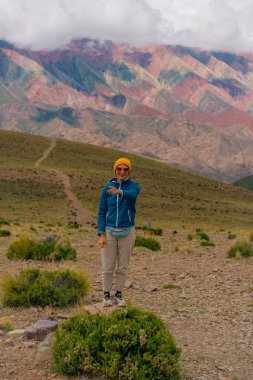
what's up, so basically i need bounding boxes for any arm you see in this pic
[97,186,108,234]
[121,182,140,201]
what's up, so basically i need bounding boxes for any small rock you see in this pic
[143,285,158,293]
[7,329,25,337]
[33,333,55,364]
[57,313,70,319]
[4,338,14,346]
[125,281,133,289]
[25,320,58,341]
[132,283,142,291]
[24,341,36,348]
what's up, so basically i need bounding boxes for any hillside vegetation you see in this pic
[234,175,253,192]
[1,129,253,229]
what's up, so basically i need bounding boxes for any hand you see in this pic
[107,186,122,195]
[98,234,106,248]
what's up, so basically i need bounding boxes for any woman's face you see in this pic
[115,164,130,182]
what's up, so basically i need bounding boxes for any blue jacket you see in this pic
[98,177,141,233]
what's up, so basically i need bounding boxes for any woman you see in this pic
[98,158,141,307]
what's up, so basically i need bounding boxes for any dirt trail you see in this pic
[34,139,56,168]
[54,169,94,226]
[34,138,94,226]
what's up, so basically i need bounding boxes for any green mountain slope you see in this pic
[1,129,253,229]
[234,175,253,191]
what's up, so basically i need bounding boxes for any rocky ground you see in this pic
[0,226,253,380]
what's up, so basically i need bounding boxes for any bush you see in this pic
[135,236,161,251]
[52,242,77,261]
[53,307,181,379]
[0,219,10,226]
[227,240,253,258]
[7,236,77,261]
[0,230,11,237]
[196,231,209,241]
[1,269,89,307]
[163,283,181,289]
[0,317,15,332]
[200,241,215,247]
[135,226,163,236]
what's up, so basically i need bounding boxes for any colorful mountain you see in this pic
[1,38,253,181]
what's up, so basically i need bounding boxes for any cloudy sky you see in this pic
[0,0,253,52]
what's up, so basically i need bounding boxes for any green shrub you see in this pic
[0,230,11,236]
[227,240,253,258]
[135,236,161,251]
[0,317,16,332]
[187,233,193,241]
[200,241,215,247]
[52,242,77,261]
[53,307,181,379]
[228,233,237,240]
[163,283,181,290]
[7,236,77,261]
[7,236,35,260]
[135,226,163,236]
[1,269,89,307]
[196,231,209,241]
[0,219,10,226]
[68,221,81,229]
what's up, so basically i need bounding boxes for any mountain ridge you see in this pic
[1,39,253,181]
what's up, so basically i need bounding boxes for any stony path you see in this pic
[34,138,94,226]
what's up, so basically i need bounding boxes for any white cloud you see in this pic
[0,0,253,52]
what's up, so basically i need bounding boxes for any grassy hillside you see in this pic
[0,130,68,223]
[1,129,253,229]
[234,175,253,191]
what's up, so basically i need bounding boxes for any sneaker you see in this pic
[115,291,126,307]
[103,292,113,307]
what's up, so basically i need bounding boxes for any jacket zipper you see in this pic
[116,183,121,227]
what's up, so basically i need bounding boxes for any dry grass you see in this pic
[2,129,253,230]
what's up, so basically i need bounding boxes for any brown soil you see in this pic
[0,228,253,380]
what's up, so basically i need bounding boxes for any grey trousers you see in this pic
[102,228,135,292]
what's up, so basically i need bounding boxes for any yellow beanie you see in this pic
[114,158,132,172]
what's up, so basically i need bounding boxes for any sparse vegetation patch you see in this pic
[200,241,215,247]
[227,240,253,258]
[135,236,161,251]
[136,225,163,236]
[7,236,77,261]
[0,317,15,332]
[0,219,10,226]
[53,307,181,379]
[163,283,181,290]
[1,268,89,307]
[0,229,11,237]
